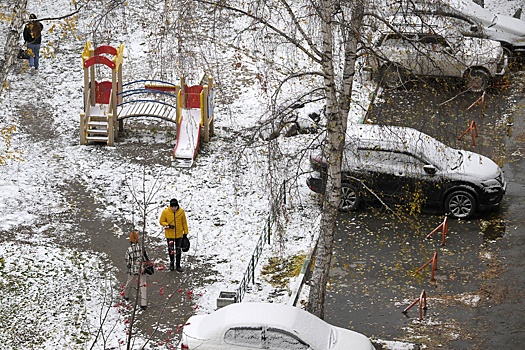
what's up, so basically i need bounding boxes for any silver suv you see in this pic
[367,28,507,92]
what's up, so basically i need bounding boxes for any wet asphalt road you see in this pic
[325,75,525,348]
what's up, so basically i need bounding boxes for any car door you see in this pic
[417,34,460,78]
[378,33,419,73]
[391,151,446,207]
[356,148,409,201]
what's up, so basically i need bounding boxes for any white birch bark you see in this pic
[0,0,28,94]
[307,0,364,319]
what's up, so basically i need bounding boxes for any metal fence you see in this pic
[235,181,286,302]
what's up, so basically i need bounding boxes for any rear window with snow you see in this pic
[224,326,311,349]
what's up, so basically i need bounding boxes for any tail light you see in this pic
[180,343,189,349]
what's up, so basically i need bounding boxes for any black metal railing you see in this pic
[235,180,286,302]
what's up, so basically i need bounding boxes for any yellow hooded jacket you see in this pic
[159,206,189,239]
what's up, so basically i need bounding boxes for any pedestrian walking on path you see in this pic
[23,13,43,75]
[159,198,189,272]
[124,230,148,310]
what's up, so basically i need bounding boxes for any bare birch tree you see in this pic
[192,0,367,318]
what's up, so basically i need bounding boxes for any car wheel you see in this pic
[380,63,407,89]
[340,183,361,212]
[445,190,477,219]
[465,69,490,93]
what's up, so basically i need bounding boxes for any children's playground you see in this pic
[79,42,215,168]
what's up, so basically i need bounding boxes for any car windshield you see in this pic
[414,134,461,168]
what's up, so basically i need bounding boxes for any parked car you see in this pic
[440,0,525,55]
[306,124,506,219]
[381,0,525,59]
[365,22,508,91]
[177,302,376,350]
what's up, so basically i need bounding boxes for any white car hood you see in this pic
[454,150,501,180]
[459,36,502,60]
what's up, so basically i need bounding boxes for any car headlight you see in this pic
[481,179,501,187]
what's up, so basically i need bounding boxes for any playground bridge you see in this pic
[117,80,179,123]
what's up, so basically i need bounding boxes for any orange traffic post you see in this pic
[402,290,427,321]
[466,91,486,112]
[457,120,479,146]
[426,217,449,245]
[416,252,438,282]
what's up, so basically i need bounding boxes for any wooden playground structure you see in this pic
[79,42,214,167]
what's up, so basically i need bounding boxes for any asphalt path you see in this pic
[325,74,525,349]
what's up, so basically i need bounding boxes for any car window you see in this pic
[380,33,416,48]
[419,35,450,51]
[224,327,263,348]
[265,328,310,350]
[358,149,425,174]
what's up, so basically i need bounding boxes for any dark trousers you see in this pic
[166,238,182,268]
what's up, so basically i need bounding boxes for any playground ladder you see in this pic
[84,105,111,144]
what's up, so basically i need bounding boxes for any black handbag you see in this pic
[142,250,154,275]
[181,235,190,252]
[18,48,30,59]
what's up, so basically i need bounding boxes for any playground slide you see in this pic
[172,108,202,168]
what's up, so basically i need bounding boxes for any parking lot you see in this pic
[324,73,525,348]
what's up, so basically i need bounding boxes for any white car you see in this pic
[177,302,376,350]
[443,0,525,54]
[367,24,507,92]
[393,0,525,55]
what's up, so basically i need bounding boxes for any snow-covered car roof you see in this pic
[346,124,459,167]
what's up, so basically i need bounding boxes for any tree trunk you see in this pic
[0,0,28,94]
[307,0,365,319]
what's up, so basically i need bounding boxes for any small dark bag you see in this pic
[142,250,155,275]
[181,235,190,252]
[18,48,30,59]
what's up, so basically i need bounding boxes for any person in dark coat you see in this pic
[23,14,44,74]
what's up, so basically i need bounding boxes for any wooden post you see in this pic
[202,85,209,142]
[107,110,114,147]
[79,113,86,145]
[111,69,118,142]
[208,76,214,137]
[180,76,186,108]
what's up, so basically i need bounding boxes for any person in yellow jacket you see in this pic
[159,198,188,272]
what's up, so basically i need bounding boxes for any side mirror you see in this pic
[424,164,437,175]
[470,25,479,33]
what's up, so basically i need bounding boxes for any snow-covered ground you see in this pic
[0,0,522,349]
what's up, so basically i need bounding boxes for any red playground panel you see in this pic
[95,81,112,104]
[185,85,203,108]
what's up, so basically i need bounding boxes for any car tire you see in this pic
[380,63,407,89]
[465,69,490,93]
[445,190,477,219]
[340,183,361,212]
